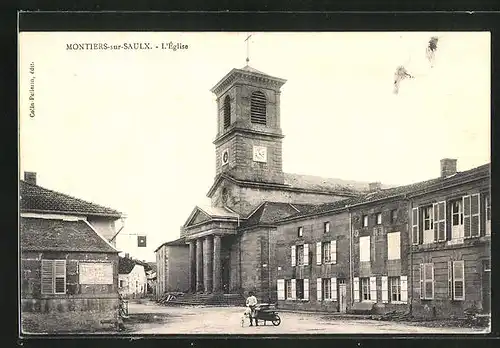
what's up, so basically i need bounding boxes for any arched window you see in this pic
[223,95,231,129]
[250,91,267,125]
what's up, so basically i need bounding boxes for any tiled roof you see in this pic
[242,202,321,228]
[283,173,378,194]
[20,217,118,253]
[280,163,491,220]
[154,237,187,252]
[20,180,122,218]
[118,256,138,274]
[198,205,240,219]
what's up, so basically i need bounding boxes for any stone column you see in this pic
[188,241,196,292]
[203,236,213,293]
[212,235,222,293]
[196,238,203,292]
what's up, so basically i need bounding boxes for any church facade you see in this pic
[163,65,490,318]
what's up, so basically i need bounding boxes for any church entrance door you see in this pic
[222,257,230,294]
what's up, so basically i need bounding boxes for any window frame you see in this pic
[285,279,292,300]
[485,194,491,236]
[361,277,371,301]
[421,263,434,300]
[296,245,304,266]
[223,95,231,129]
[451,200,464,238]
[324,221,330,233]
[321,242,331,263]
[297,226,303,237]
[250,90,267,125]
[322,278,332,300]
[387,231,401,260]
[452,260,465,301]
[375,212,382,225]
[389,276,401,302]
[296,279,305,300]
[362,215,368,227]
[391,209,397,224]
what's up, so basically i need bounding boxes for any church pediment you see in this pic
[183,204,241,229]
[183,207,212,228]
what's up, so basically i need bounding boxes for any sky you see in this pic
[19,32,490,262]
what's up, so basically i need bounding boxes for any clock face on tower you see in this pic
[253,145,267,163]
[222,149,229,165]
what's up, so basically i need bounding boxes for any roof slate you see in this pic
[20,180,122,218]
[118,256,138,274]
[20,217,118,253]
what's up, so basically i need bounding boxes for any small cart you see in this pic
[254,303,281,326]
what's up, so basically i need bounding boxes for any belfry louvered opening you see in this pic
[223,95,231,129]
[250,91,267,125]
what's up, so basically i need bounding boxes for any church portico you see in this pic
[182,206,240,294]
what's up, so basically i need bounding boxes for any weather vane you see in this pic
[245,33,252,65]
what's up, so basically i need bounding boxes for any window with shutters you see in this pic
[41,259,66,294]
[250,91,267,125]
[449,260,465,300]
[421,263,434,300]
[361,277,371,301]
[223,95,231,129]
[297,226,303,237]
[285,279,292,299]
[296,279,305,300]
[433,201,446,241]
[411,207,419,245]
[322,278,332,300]
[296,245,304,266]
[389,277,401,302]
[387,232,400,260]
[485,194,491,235]
[322,242,331,263]
[451,200,464,239]
[359,236,370,262]
[375,212,382,225]
[324,221,330,233]
[362,215,368,227]
[422,206,434,244]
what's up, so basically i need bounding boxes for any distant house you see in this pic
[146,262,157,296]
[155,237,189,298]
[118,255,147,298]
[20,172,123,332]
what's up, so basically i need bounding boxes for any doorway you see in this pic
[338,279,347,313]
[482,259,491,313]
[222,257,230,293]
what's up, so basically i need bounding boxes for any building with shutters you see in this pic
[20,172,123,332]
[154,237,189,298]
[158,64,490,318]
[118,255,148,298]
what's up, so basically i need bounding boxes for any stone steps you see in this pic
[161,293,245,307]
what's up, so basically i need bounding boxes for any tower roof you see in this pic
[210,65,287,96]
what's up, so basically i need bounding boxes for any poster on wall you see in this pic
[79,262,114,284]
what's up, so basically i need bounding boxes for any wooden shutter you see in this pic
[412,207,419,244]
[317,278,322,301]
[463,195,472,238]
[277,279,285,300]
[431,264,435,299]
[41,260,54,294]
[471,193,480,237]
[331,240,337,264]
[381,276,388,303]
[54,260,66,294]
[419,264,424,299]
[291,279,296,300]
[331,277,337,301]
[433,203,439,242]
[316,242,322,265]
[353,277,360,302]
[401,276,408,303]
[448,261,453,299]
[291,246,296,267]
[370,277,377,301]
[303,244,309,266]
[304,279,309,300]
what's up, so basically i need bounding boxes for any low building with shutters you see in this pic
[20,172,123,332]
[408,160,491,318]
[118,256,148,298]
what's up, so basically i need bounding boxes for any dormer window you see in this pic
[250,91,267,125]
[223,95,231,129]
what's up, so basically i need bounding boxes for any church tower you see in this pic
[210,65,287,184]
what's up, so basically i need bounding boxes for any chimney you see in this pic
[369,182,382,191]
[440,158,457,178]
[24,171,37,185]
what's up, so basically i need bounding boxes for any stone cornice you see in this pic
[213,126,284,145]
[210,68,286,97]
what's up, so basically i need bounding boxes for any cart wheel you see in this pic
[272,315,281,326]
